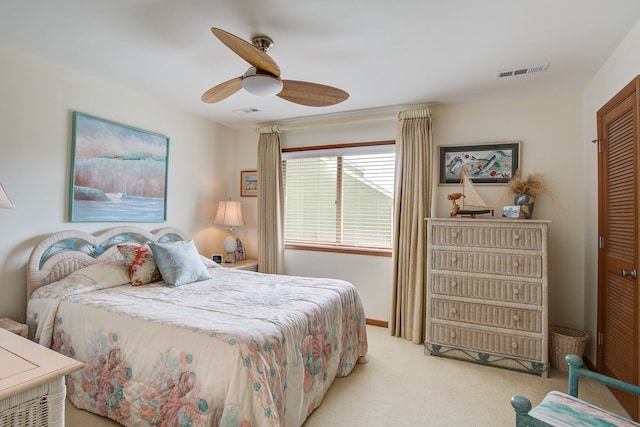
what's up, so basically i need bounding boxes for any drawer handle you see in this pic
[450,332,456,339]
[511,342,518,349]
[451,308,457,315]
[451,281,457,287]
[513,261,519,268]
[451,256,457,263]
[512,315,520,322]
[513,233,520,240]
[451,231,458,238]
[513,288,520,295]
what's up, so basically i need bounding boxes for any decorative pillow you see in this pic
[148,240,211,286]
[67,263,131,288]
[117,243,163,286]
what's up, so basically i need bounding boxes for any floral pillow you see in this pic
[117,243,163,286]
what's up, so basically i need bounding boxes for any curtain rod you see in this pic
[256,107,431,134]
[256,112,396,134]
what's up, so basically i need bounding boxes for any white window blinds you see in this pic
[282,142,395,251]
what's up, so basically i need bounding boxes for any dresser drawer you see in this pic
[430,225,543,251]
[430,299,542,332]
[431,274,542,305]
[429,322,542,360]
[431,250,542,278]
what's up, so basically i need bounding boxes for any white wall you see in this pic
[0,44,236,322]
[232,129,260,260]
[582,19,640,361]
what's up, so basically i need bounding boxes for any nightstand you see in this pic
[0,328,83,426]
[223,259,258,272]
[0,317,28,337]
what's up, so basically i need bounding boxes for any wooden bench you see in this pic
[511,354,640,426]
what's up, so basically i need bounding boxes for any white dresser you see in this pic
[424,218,550,377]
[0,328,83,426]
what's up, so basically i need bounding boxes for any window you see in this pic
[282,141,395,255]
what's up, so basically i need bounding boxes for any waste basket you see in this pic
[549,326,590,373]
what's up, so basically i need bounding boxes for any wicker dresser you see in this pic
[424,218,550,377]
[0,328,83,426]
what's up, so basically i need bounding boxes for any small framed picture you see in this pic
[502,205,522,219]
[241,170,258,197]
[212,254,223,264]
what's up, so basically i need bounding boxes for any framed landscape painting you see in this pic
[439,142,520,184]
[241,170,258,197]
[69,112,169,222]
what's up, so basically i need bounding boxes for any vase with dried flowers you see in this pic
[506,172,550,219]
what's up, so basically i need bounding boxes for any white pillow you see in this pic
[148,240,211,286]
[67,263,131,288]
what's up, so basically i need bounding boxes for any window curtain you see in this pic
[257,127,285,274]
[390,108,433,343]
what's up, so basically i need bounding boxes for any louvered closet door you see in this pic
[597,76,639,421]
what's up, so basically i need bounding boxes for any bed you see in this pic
[26,226,368,427]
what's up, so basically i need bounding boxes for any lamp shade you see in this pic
[214,201,245,227]
[0,181,14,208]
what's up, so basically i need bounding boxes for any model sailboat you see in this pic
[448,173,494,218]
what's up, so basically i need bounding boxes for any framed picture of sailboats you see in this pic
[439,142,520,184]
[69,112,169,222]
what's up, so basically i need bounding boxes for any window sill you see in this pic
[284,243,392,257]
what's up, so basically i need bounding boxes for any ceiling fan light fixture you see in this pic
[242,67,283,96]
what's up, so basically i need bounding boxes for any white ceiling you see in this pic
[2,1,640,130]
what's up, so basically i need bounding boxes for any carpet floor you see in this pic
[66,325,629,426]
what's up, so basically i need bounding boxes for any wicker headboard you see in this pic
[27,226,187,299]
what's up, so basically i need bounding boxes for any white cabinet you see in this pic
[0,328,83,426]
[424,218,550,377]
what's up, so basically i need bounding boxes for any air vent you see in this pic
[496,64,549,79]
[232,107,260,115]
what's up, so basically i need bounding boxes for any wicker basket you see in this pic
[549,326,590,372]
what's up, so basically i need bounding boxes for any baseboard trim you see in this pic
[366,318,388,328]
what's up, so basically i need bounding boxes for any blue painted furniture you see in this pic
[511,354,640,426]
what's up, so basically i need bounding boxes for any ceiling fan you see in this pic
[201,28,349,107]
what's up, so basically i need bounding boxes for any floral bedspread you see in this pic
[27,266,368,427]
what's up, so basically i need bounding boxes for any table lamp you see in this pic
[214,200,244,263]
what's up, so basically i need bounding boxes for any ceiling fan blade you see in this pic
[278,80,349,107]
[211,28,281,77]
[201,76,243,103]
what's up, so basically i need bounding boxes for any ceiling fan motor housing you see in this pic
[251,34,274,52]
